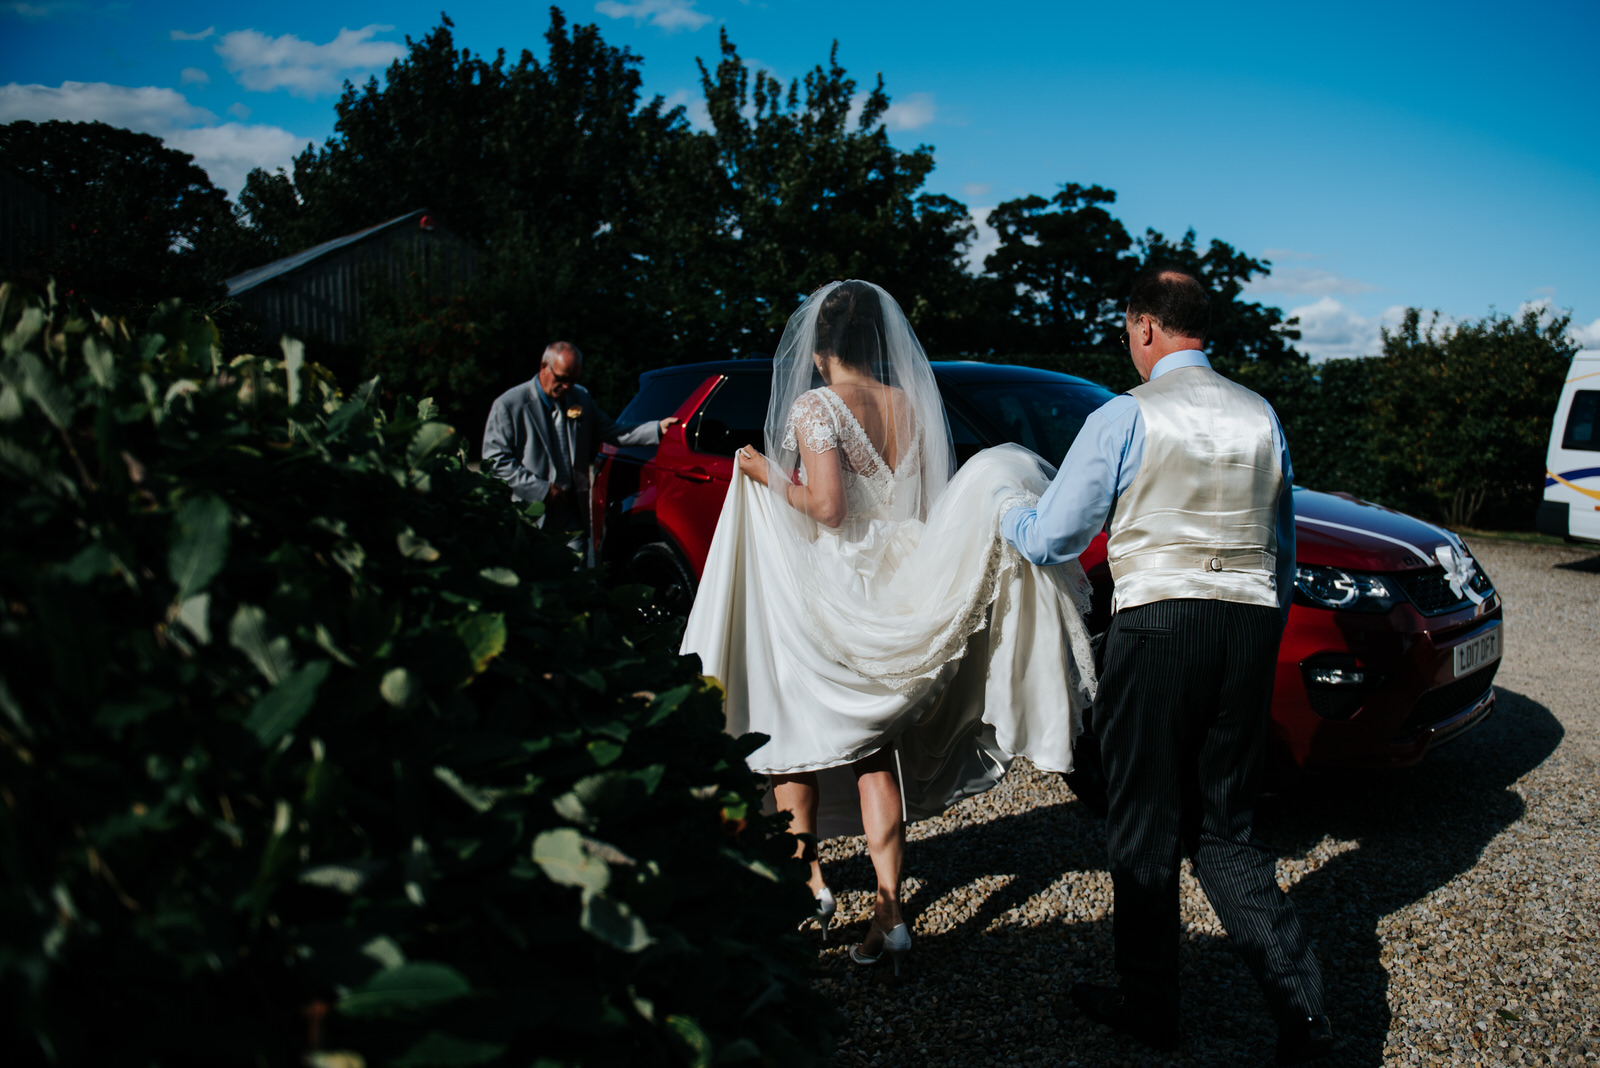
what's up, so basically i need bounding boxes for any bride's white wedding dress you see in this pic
[681,385,1097,838]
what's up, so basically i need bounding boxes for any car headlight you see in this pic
[1294,564,1400,612]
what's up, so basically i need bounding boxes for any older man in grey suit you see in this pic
[481,341,677,551]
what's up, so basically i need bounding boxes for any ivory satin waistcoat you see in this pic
[1108,364,1283,612]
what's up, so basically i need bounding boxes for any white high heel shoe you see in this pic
[849,922,912,975]
[805,886,837,942]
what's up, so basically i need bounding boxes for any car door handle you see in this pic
[676,467,713,483]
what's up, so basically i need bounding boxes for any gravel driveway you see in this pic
[811,537,1599,1067]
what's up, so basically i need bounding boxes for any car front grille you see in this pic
[1394,662,1500,740]
[1391,566,1496,615]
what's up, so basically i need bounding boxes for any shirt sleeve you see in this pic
[1272,408,1296,626]
[1002,394,1142,565]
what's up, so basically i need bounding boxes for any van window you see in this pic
[1562,390,1599,452]
[691,373,770,456]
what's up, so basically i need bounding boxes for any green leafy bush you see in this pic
[0,284,832,1067]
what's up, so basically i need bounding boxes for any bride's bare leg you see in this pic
[771,772,825,893]
[853,748,905,950]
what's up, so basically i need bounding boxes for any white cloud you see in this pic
[883,91,935,132]
[1287,297,1410,362]
[1261,247,1316,262]
[1248,266,1376,298]
[965,206,999,274]
[216,25,403,99]
[0,80,304,198]
[662,87,710,131]
[227,101,251,120]
[1517,298,1600,350]
[171,26,214,41]
[963,182,991,201]
[180,67,210,86]
[594,0,712,32]
[4,2,84,19]
[845,90,936,132]
[165,122,306,197]
[0,80,213,128]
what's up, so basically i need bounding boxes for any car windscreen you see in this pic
[961,382,1114,465]
[616,371,712,425]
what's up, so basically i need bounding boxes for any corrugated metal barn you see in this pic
[226,209,477,346]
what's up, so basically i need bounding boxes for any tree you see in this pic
[693,31,977,356]
[982,184,1133,352]
[0,120,263,316]
[1133,228,1303,377]
[1363,306,1576,527]
[240,10,702,416]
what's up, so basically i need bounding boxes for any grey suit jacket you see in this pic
[480,380,661,515]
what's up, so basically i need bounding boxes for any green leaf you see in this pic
[59,541,114,584]
[15,351,74,429]
[93,689,174,737]
[281,335,304,406]
[244,660,331,744]
[531,828,609,893]
[393,1031,506,1067]
[229,604,294,684]
[0,437,65,493]
[433,766,494,813]
[3,305,45,358]
[582,893,654,954]
[82,333,114,388]
[380,666,421,709]
[175,593,211,644]
[338,962,472,1018]
[662,1014,711,1068]
[0,675,32,738]
[456,613,506,677]
[398,527,441,562]
[299,861,382,894]
[325,395,368,438]
[477,567,519,587]
[169,494,231,601]
[407,421,455,469]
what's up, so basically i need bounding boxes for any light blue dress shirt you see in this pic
[1000,350,1297,622]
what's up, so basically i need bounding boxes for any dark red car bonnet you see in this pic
[1293,488,1460,572]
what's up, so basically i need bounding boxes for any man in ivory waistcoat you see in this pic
[1002,269,1333,1065]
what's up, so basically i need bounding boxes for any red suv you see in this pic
[591,359,1503,774]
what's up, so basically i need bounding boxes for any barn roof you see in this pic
[225,209,431,296]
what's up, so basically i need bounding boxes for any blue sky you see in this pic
[3,0,1597,360]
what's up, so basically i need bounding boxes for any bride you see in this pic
[680,280,1096,971]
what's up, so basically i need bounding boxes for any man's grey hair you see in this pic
[542,341,583,369]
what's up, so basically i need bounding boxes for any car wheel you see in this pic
[626,541,698,623]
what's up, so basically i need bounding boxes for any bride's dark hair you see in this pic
[815,281,886,371]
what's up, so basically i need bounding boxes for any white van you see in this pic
[1538,350,1600,544]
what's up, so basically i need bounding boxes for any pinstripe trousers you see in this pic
[1098,597,1324,1023]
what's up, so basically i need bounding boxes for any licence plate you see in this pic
[1454,627,1502,677]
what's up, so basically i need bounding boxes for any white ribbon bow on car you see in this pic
[1435,543,1485,605]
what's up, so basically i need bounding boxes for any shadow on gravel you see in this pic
[1552,552,1600,573]
[1257,687,1563,1066]
[817,687,1562,1067]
